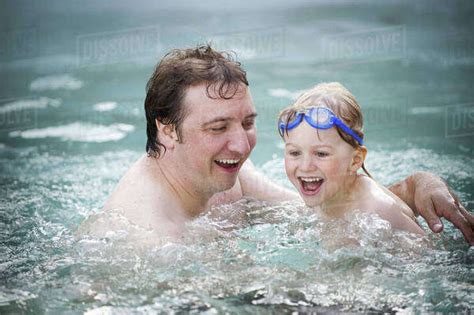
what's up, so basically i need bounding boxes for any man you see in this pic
[81,45,474,244]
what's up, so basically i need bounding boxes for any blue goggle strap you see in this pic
[279,111,363,145]
[332,117,364,145]
[279,113,303,134]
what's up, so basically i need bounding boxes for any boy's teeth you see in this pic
[300,177,323,182]
[216,159,240,164]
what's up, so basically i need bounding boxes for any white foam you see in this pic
[0,54,77,72]
[113,123,135,132]
[29,74,83,91]
[84,306,115,315]
[268,88,306,100]
[0,97,61,114]
[408,106,445,115]
[9,122,135,143]
[93,102,117,112]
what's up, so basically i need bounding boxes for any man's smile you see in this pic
[215,158,241,172]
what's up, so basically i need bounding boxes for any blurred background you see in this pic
[1,0,473,156]
[1,0,473,313]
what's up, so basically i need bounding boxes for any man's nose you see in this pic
[227,127,251,155]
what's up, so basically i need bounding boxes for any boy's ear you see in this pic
[350,146,367,172]
[155,119,178,149]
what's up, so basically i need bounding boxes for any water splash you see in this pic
[1,148,472,314]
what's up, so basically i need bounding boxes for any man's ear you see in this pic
[156,119,178,149]
[350,146,367,172]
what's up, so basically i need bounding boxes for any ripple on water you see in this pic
[29,74,83,92]
[1,147,473,313]
[9,122,135,143]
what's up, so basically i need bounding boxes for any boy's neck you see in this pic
[318,173,360,219]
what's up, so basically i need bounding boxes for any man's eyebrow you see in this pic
[202,113,258,126]
[245,113,258,120]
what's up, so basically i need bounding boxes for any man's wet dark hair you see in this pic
[145,44,249,157]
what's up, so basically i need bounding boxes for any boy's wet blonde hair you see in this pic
[278,82,371,177]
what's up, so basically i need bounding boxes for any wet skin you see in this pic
[79,84,473,243]
[283,121,424,234]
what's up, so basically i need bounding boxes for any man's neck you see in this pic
[147,155,212,219]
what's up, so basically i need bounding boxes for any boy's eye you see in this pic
[288,150,301,157]
[316,151,329,157]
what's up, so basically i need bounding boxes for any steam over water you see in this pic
[1,0,473,313]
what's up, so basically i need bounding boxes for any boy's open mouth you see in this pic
[215,159,240,171]
[298,176,324,195]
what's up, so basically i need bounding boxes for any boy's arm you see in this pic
[238,159,300,202]
[388,171,474,245]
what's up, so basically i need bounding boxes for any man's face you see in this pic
[172,83,257,196]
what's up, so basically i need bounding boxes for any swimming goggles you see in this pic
[279,107,364,145]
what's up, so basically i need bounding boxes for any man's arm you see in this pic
[389,171,474,245]
[238,159,300,202]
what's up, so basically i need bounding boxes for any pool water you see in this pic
[1,0,473,313]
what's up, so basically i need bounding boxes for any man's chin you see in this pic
[215,175,239,192]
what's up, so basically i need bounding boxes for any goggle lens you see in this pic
[309,107,331,125]
[279,106,363,145]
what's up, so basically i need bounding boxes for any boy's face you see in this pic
[283,121,359,208]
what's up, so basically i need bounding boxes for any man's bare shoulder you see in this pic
[76,209,131,238]
[76,208,183,239]
[103,154,158,209]
[78,155,183,237]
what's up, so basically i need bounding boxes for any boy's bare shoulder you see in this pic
[355,176,411,212]
[353,175,423,234]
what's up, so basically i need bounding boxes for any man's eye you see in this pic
[210,126,226,132]
[243,120,255,130]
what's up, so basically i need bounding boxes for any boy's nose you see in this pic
[300,154,316,172]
